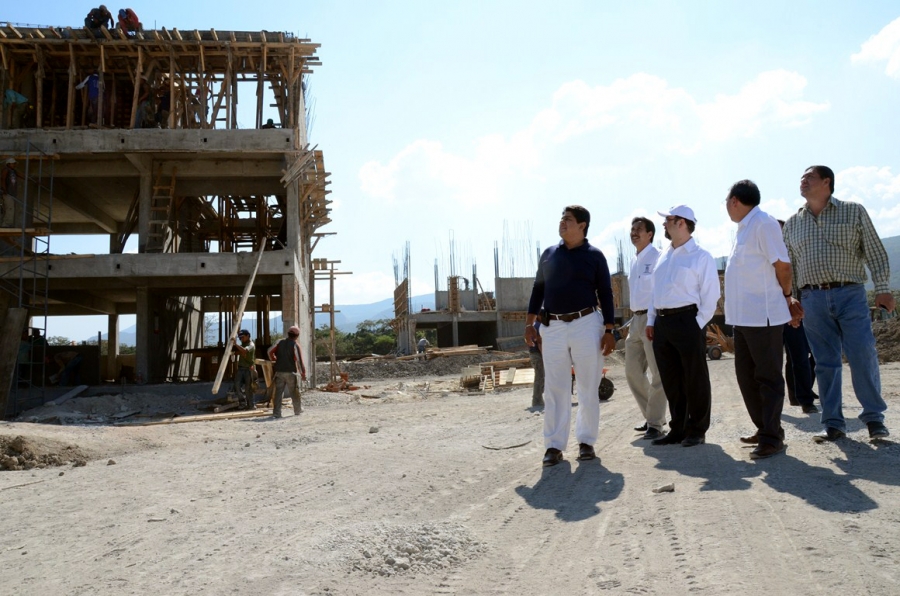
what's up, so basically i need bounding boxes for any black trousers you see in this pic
[783,322,816,406]
[652,311,711,439]
[734,325,785,447]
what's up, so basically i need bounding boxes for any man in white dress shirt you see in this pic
[724,180,797,459]
[625,217,668,440]
[646,205,720,447]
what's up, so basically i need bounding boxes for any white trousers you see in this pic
[624,312,668,430]
[540,311,604,450]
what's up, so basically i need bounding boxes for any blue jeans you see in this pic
[801,284,885,430]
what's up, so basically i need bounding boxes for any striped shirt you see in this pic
[783,196,891,294]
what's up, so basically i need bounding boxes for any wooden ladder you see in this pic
[147,166,177,253]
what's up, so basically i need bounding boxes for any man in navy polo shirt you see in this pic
[525,205,617,466]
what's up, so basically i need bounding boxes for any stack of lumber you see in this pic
[425,345,489,359]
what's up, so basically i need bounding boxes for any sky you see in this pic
[7,1,900,340]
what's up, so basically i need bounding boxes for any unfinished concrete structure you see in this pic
[395,263,630,353]
[0,23,331,415]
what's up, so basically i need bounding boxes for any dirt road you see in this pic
[1,357,898,595]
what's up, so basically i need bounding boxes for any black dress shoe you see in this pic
[542,448,563,466]
[801,404,819,414]
[867,421,890,439]
[634,422,648,432]
[681,436,705,447]
[643,428,665,441]
[652,434,683,446]
[750,443,786,460]
[739,432,760,444]
[812,427,845,443]
[576,443,597,461]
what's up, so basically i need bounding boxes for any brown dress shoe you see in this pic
[739,433,760,444]
[750,443,786,459]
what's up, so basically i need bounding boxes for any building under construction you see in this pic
[0,22,332,416]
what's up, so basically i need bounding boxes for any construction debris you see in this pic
[874,316,900,363]
[321,372,360,392]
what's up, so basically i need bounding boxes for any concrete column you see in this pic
[286,179,300,256]
[281,273,298,331]
[137,168,152,253]
[107,314,119,381]
[452,314,459,347]
[135,286,149,384]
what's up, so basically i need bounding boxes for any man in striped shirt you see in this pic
[783,165,894,443]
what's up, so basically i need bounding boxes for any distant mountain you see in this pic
[882,235,900,290]
[91,293,437,344]
[314,293,435,332]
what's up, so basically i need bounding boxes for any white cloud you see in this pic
[699,70,829,142]
[358,70,829,205]
[837,166,900,236]
[852,17,900,79]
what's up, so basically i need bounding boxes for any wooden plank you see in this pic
[129,46,142,129]
[114,409,269,426]
[45,385,89,406]
[211,242,267,394]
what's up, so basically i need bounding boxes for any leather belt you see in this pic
[548,306,596,322]
[801,281,859,291]
[657,304,697,316]
[632,309,648,315]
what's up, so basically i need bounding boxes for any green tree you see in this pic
[47,336,72,346]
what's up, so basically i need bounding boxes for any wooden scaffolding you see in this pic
[0,24,320,130]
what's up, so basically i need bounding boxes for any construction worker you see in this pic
[267,325,307,419]
[76,70,102,125]
[50,351,83,387]
[1,158,16,227]
[117,8,142,35]
[84,5,114,34]
[232,329,256,410]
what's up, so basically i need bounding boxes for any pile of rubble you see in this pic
[0,435,89,470]
[322,351,525,383]
[321,521,487,577]
[874,316,900,363]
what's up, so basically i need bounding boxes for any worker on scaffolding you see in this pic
[232,329,257,410]
[3,89,30,129]
[117,8,142,36]
[1,157,17,228]
[76,70,102,126]
[84,5,114,34]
